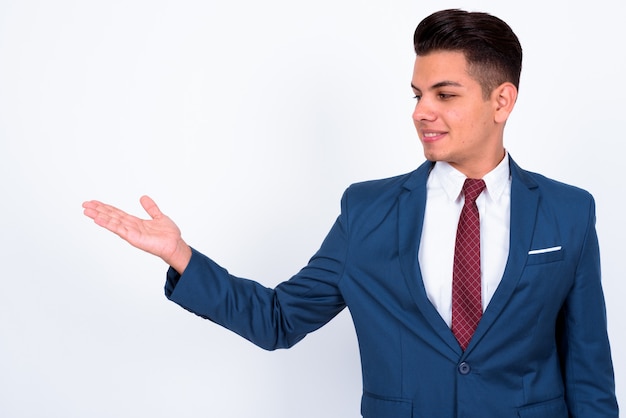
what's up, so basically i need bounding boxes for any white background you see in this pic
[0,1,623,417]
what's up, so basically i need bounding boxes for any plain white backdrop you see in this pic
[0,1,623,417]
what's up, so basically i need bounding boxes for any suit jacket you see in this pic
[165,157,618,417]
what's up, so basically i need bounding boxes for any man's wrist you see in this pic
[166,240,192,275]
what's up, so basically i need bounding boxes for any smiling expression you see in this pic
[411,50,513,178]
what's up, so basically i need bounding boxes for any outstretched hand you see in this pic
[82,195,192,274]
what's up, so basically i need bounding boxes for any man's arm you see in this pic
[83,193,349,350]
[558,197,618,417]
[82,195,192,274]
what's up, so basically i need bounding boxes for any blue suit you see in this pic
[165,157,618,417]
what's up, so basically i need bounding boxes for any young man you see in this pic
[83,9,618,417]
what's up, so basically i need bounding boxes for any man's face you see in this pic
[411,51,505,177]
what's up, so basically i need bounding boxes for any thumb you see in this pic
[139,195,162,219]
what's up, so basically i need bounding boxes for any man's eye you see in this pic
[413,95,422,102]
[438,93,454,100]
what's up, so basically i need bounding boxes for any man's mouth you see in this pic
[422,131,447,141]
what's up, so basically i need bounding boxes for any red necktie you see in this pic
[452,178,486,350]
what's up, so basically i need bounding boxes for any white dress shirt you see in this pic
[418,153,511,327]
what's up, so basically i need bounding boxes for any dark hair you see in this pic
[413,9,522,96]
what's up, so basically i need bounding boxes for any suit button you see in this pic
[458,362,471,375]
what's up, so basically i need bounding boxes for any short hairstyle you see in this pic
[413,9,523,97]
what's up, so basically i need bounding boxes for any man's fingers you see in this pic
[83,200,125,221]
[82,200,110,221]
[82,200,103,216]
[82,200,138,237]
[82,197,164,241]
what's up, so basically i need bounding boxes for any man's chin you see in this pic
[422,150,447,163]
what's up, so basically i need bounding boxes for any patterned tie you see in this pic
[452,178,486,351]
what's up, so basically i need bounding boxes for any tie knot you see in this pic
[462,178,486,203]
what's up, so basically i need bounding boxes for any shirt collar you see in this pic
[429,152,511,203]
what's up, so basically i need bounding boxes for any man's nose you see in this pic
[412,98,436,122]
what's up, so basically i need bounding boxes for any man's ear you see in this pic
[493,82,518,124]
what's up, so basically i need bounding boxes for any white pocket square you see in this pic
[528,246,562,255]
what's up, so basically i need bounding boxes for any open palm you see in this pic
[82,195,191,272]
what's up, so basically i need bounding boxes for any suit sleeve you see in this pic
[558,196,619,416]
[163,191,351,351]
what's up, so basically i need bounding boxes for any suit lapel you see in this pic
[398,161,463,357]
[464,158,540,355]
[398,158,541,356]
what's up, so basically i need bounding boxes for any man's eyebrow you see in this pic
[411,80,463,91]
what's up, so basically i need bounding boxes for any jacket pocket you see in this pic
[525,248,564,265]
[361,392,412,418]
[517,397,568,418]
